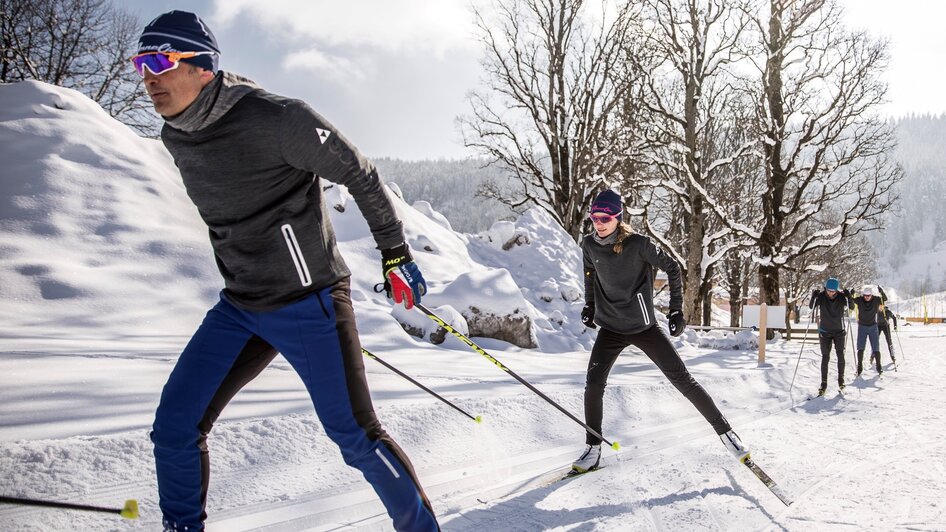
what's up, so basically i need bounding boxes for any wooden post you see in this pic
[758,303,767,365]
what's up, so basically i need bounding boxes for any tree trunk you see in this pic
[682,44,704,324]
[684,202,704,323]
[729,291,742,327]
[701,276,713,326]
[727,271,740,328]
[758,0,787,333]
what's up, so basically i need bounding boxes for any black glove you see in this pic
[581,304,596,329]
[380,243,427,309]
[667,309,686,337]
[843,288,852,297]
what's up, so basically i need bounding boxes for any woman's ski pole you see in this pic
[0,496,138,519]
[362,348,481,423]
[413,302,619,450]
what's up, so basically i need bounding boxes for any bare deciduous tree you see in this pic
[621,0,756,324]
[749,0,901,309]
[1,0,157,134]
[459,0,642,239]
[781,213,876,326]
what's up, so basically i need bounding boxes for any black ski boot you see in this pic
[856,349,864,376]
[817,383,827,397]
[874,351,882,374]
[838,379,846,391]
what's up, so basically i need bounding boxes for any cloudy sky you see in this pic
[118,0,946,160]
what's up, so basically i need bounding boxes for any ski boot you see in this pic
[873,351,883,374]
[571,444,601,474]
[720,430,750,462]
[838,380,846,392]
[817,382,827,397]
[856,349,864,376]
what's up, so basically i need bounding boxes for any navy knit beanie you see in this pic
[590,189,623,217]
[137,11,219,72]
[824,278,840,291]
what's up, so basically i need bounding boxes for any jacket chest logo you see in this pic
[316,128,332,144]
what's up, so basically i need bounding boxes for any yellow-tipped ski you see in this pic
[120,499,139,519]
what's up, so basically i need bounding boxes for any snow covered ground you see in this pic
[3,82,946,531]
[2,325,944,531]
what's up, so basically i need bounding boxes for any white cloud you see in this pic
[839,0,946,117]
[210,0,478,57]
[282,48,368,82]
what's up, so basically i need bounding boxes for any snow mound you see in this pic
[0,81,219,338]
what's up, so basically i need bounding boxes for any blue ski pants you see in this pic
[152,280,439,531]
[856,323,880,352]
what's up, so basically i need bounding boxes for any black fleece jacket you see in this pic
[582,232,683,335]
[161,73,403,310]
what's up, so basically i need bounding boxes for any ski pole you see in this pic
[362,348,482,423]
[884,326,898,371]
[0,496,138,519]
[788,304,816,394]
[894,325,905,363]
[847,313,856,369]
[413,302,620,450]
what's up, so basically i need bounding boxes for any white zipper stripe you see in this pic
[281,224,312,287]
[375,448,400,478]
[637,293,650,325]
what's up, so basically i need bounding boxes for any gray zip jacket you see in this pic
[161,72,403,310]
[582,232,683,335]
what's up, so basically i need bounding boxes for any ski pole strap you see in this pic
[361,348,481,423]
[413,302,619,450]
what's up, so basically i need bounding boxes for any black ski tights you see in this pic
[818,331,846,385]
[583,324,730,446]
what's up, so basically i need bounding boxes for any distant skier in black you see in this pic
[808,277,854,395]
[573,189,747,474]
[875,285,898,364]
[850,285,883,375]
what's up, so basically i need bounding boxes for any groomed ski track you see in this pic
[210,331,946,531]
[2,329,944,530]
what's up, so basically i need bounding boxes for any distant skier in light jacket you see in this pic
[851,285,883,375]
[809,277,855,395]
[572,189,747,474]
[876,285,898,364]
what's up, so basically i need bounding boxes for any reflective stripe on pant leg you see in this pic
[262,281,439,532]
[153,296,257,530]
